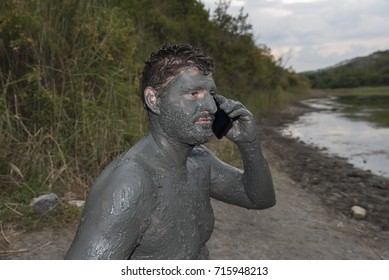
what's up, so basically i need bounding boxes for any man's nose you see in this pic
[201,93,217,114]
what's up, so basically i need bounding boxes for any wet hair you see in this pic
[140,44,215,107]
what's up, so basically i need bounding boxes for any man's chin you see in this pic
[195,131,214,145]
[185,128,213,145]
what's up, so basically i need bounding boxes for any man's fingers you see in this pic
[219,100,243,114]
[213,94,226,105]
[228,108,253,120]
[214,95,252,120]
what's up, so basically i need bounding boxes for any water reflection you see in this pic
[282,98,389,178]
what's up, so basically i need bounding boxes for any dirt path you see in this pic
[1,101,388,260]
[208,163,387,259]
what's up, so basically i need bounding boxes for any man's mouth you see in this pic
[194,116,214,124]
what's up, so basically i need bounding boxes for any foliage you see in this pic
[0,0,310,227]
[303,50,389,89]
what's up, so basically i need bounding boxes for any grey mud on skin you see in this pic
[65,44,276,260]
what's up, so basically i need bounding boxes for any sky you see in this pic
[200,0,389,72]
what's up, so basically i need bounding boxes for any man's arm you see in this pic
[208,95,276,209]
[65,162,154,259]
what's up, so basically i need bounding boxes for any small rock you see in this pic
[63,191,78,201]
[30,193,60,215]
[68,200,85,208]
[351,205,367,219]
[311,177,321,185]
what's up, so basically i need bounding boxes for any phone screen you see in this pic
[212,98,233,139]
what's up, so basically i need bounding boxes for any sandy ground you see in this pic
[1,101,388,260]
[208,156,388,259]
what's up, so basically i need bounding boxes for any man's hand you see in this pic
[214,95,257,143]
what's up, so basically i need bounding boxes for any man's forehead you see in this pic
[186,66,211,76]
[177,66,214,83]
[162,66,215,92]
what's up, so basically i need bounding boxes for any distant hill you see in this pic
[302,50,389,88]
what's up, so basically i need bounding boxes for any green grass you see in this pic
[326,86,389,96]
[1,199,82,230]
[368,111,389,127]
[324,86,389,128]
[206,138,243,169]
[245,86,309,117]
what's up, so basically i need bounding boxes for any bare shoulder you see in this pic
[66,146,157,259]
[84,142,158,218]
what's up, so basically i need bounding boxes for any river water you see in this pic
[282,97,389,179]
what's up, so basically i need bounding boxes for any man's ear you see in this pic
[144,86,160,114]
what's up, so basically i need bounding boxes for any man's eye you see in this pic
[187,90,206,98]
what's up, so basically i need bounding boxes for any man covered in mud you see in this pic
[65,44,276,260]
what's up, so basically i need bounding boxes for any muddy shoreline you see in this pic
[259,100,389,232]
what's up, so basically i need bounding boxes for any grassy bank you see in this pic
[320,86,389,128]
[325,86,389,96]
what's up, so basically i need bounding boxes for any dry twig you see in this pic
[0,248,29,255]
[0,223,11,245]
[30,241,53,253]
[5,203,23,216]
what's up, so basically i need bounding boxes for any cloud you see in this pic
[278,0,319,3]
[201,0,389,72]
[258,7,293,17]
[230,0,246,7]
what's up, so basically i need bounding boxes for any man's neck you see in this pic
[149,130,193,170]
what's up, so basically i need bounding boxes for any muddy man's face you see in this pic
[158,67,218,146]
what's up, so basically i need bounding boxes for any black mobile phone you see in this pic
[212,98,233,139]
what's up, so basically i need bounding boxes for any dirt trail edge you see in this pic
[1,101,389,260]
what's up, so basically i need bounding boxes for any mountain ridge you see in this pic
[302,50,389,88]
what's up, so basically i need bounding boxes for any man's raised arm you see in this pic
[209,95,276,209]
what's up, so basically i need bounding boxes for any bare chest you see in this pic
[130,164,215,259]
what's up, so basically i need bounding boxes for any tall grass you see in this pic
[0,1,147,226]
[245,85,310,117]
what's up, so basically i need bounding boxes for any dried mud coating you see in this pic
[65,59,275,259]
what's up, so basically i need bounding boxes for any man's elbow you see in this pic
[251,198,276,210]
[247,190,276,210]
